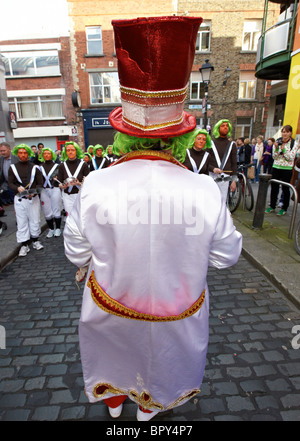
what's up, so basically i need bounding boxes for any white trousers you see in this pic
[209,172,229,202]
[14,194,41,243]
[62,192,78,217]
[40,187,62,220]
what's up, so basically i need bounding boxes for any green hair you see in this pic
[173,129,212,161]
[93,144,104,156]
[61,141,84,161]
[212,119,232,138]
[38,147,57,162]
[104,145,113,156]
[111,129,211,163]
[11,143,35,158]
[84,151,92,160]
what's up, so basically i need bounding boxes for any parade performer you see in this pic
[56,142,89,217]
[84,151,92,167]
[39,148,62,238]
[209,119,238,201]
[90,144,108,171]
[183,128,212,175]
[64,16,242,421]
[8,144,44,257]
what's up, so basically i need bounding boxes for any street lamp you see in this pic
[199,59,214,130]
[223,66,232,86]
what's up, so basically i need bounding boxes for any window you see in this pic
[89,72,120,104]
[196,22,211,52]
[239,72,256,99]
[242,20,262,51]
[236,117,252,138]
[86,26,103,55]
[190,72,205,101]
[9,95,63,120]
[3,51,60,77]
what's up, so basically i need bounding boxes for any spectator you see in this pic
[0,142,19,205]
[251,135,264,182]
[265,125,297,216]
[262,137,274,174]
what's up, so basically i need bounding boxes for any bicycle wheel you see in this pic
[295,220,300,255]
[244,180,254,211]
[227,180,242,213]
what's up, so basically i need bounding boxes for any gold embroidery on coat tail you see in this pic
[88,271,205,322]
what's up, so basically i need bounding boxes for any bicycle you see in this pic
[227,164,254,213]
[214,173,242,213]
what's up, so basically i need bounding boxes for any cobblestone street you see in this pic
[0,230,300,421]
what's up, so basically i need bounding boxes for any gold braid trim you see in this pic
[88,271,205,322]
[166,389,201,410]
[92,382,201,411]
[122,114,183,131]
[120,85,188,99]
[111,149,187,169]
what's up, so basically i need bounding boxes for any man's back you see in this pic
[65,152,242,316]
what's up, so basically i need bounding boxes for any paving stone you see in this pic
[1,235,300,421]
[226,396,255,412]
[32,406,60,421]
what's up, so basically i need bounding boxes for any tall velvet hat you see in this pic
[109,16,203,138]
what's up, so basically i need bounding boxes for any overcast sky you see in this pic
[0,0,70,40]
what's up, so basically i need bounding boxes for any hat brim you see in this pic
[109,107,196,139]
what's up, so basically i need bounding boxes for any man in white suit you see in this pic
[64,16,242,421]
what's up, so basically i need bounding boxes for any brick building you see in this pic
[0,1,280,151]
[67,0,280,148]
[0,35,77,151]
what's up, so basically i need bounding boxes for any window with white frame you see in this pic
[190,72,205,101]
[86,26,103,55]
[242,20,262,51]
[89,72,120,104]
[9,95,64,120]
[196,21,211,52]
[3,51,60,77]
[239,72,256,99]
[235,117,252,138]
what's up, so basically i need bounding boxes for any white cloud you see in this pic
[0,0,70,40]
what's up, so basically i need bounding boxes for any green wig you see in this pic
[93,144,104,156]
[84,152,92,161]
[173,129,212,161]
[212,119,232,138]
[11,143,35,158]
[61,141,85,161]
[111,128,211,163]
[38,147,57,162]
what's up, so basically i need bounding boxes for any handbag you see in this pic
[247,166,255,180]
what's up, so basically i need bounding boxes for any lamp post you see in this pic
[223,66,232,86]
[199,59,214,130]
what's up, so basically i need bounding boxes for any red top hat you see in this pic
[109,16,203,138]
